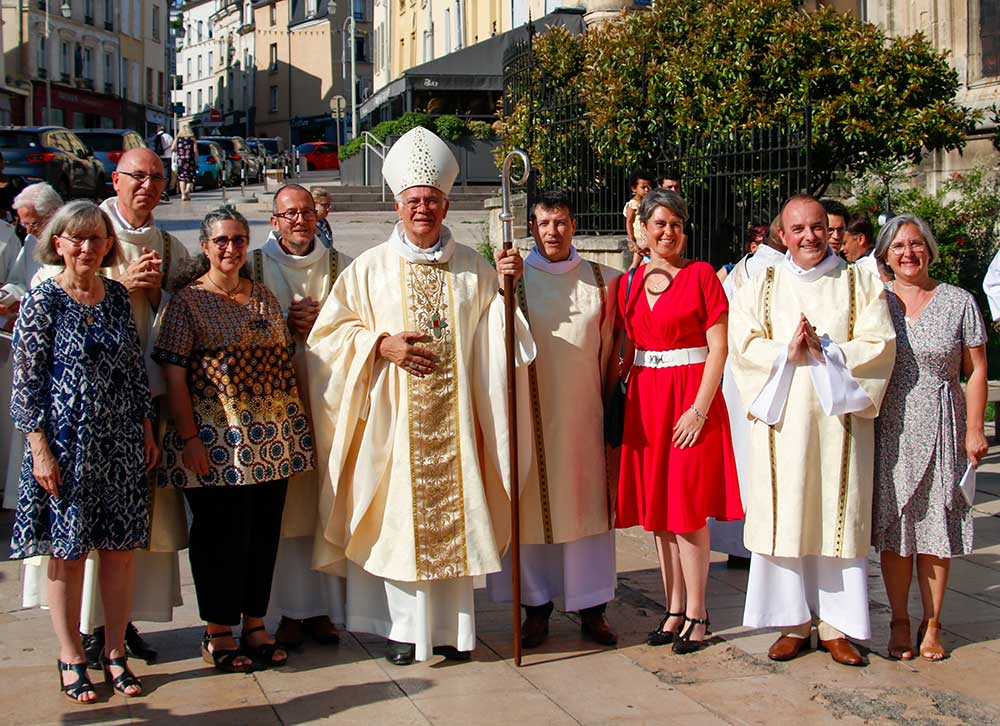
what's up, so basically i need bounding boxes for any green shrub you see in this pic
[434,115,469,142]
[467,120,495,141]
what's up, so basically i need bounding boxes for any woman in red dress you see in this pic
[614,189,743,653]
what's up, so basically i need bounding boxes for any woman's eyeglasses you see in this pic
[208,236,249,249]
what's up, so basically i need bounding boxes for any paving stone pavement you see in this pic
[3,193,1000,724]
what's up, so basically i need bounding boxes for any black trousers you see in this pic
[183,479,288,626]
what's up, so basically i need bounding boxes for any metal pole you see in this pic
[45,0,50,125]
[350,16,357,138]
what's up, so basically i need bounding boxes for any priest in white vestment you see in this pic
[728,194,896,666]
[22,150,189,665]
[983,247,1000,323]
[250,183,352,648]
[306,127,534,666]
[3,184,63,511]
[486,191,620,648]
[711,219,786,563]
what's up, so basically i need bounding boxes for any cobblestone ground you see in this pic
[2,182,999,724]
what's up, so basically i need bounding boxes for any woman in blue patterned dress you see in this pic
[9,200,158,703]
[153,207,314,673]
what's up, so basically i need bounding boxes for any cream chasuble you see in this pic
[306,223,534,583]
[514,251,620,544]
[728,255,895,559]
[249,233,351,538]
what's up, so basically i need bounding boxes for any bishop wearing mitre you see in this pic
[728,194,896,667]
[305,127,534,666]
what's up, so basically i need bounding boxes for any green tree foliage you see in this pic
[496,0,977,195]
[341,113,495,159]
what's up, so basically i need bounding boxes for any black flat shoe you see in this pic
[385,639,415,666]
[82,628,104,670]
[646,612,685,646]
[672,614,711,655]
[57,659,96,704]
[102,653,143,696]
[124,623,158,663]
[241,625,288,668]
[432,645,471,661]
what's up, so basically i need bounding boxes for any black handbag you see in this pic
[604,269,636,447]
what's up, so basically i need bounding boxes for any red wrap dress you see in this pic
[616,261,743,534]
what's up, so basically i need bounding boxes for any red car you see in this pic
[296,142,340,171]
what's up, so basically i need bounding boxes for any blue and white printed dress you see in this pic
[9,277,153,560]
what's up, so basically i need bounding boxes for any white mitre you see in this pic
[382,127,460,196]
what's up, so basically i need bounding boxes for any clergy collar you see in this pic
[525,245,581,275]
[782,248,842,282]
[100,197,154,233]
[753,244,786,266]
[262,230,328,269]
[389,222,455,264]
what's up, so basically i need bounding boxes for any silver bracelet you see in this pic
[690,404,708,422]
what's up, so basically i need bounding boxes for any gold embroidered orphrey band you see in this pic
[517,261,607,544]
[834,264,857,556]
[762,266,779,555]
[400,260,469,580]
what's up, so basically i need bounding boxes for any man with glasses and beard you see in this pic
[246,183,352,650]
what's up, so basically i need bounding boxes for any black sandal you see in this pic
[101,653,143,696]
[672,613,711,655]
[241,625,288,668]
[646,612,686,646]
[201,630,254,673]
[56,659,97,704]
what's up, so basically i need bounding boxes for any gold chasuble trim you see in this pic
[835,265,857,556]
[762,266,779,555]
[400,260,469,579]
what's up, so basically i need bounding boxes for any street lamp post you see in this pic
[172,25,186,137]
[341,15,357,139]
[44,1,73,125]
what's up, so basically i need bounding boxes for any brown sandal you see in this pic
[916,618,947,661]
[887,619,914,660]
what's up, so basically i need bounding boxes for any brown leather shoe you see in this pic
[819,637,864,666]
[767,634,810,661]
[580,610,618,646]
[275,617,305,649]
[303,615,340,646]
[521,602,553,648]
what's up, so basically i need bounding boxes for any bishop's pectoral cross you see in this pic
[429,312,448,339]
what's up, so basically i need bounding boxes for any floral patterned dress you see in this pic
[9,278,152,560]
[174,135,197,183]
[874,282,987,557]
[152,281,314,488]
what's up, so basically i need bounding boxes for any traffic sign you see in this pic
[209,108,222,123]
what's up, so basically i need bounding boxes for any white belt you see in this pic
[633,346,708,368]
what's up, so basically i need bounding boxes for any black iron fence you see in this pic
[503,31,811,266]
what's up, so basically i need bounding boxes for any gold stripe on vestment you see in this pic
[762,266,779,555]
[834,265,857,556]
[516,279,554,543]
[401,260,469,579]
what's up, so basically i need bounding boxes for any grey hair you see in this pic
[13,182,63,219]
[272,183,312,213]
[873,213,939,264]
[35,200,120,268]
[199,206,250,242]
[639,188,689,225]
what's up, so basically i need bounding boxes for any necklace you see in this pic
[57,274,100,325]
[409,263,449,339]
[205,273,243,298]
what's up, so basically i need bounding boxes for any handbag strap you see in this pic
[618,268,638,378]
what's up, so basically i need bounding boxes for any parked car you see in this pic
[0,126,105,200]
[244,139,268,175]
[201,135,263,185]
[249,137,290,173]
[296,141,339,171]
[196,140,228,189]
[73,128,146,193]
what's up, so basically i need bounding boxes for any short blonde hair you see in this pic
[35,200,121,268]
[309,186,331,201]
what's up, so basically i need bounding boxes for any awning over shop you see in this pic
[359,9,586,121]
